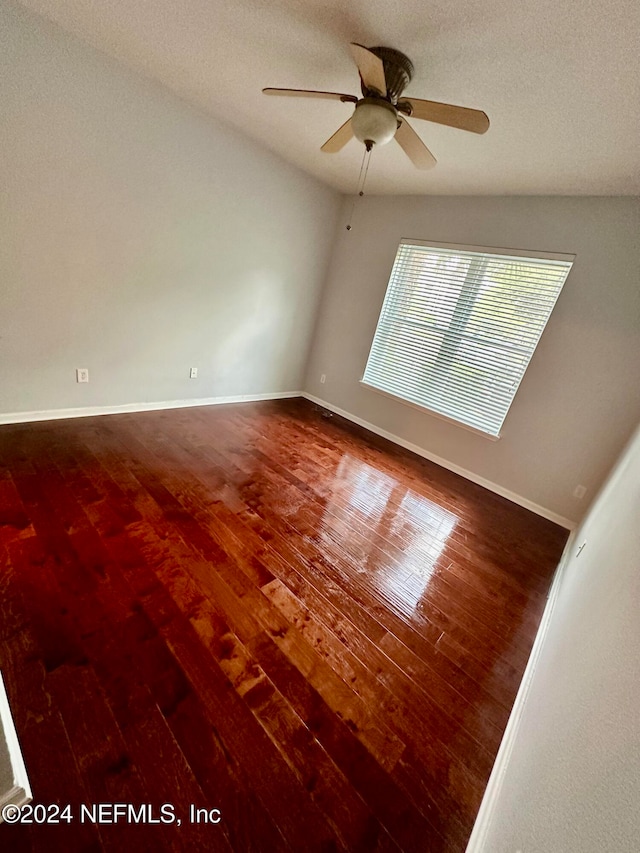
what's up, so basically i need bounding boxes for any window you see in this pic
[362,240,574,438]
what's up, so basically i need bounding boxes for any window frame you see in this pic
[361,239,575,440]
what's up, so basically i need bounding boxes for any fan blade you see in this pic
[349,43,387,96]
[400,97,489,134]
[263,88,357,103]
[395,119,437,169]
[321,119,354,153]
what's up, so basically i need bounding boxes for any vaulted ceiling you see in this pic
[18,0,640,195]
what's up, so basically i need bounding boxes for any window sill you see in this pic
[359,380,502,442]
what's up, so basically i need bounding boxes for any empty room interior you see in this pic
[1,0,639,850]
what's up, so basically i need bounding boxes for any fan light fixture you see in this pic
[351,99,398,148]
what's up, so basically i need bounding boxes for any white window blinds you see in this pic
[362,240,574,437]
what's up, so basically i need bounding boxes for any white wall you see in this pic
[304,195,640,523]
[467,420,640,852]
[0,1,340,419]
[0,673,31,815]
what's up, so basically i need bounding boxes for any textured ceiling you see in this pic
[17,0,640,195]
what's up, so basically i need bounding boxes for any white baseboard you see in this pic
[0,673,31,822]
[301,392,575,530]
[0,391,301,426]
[464,530,575,851]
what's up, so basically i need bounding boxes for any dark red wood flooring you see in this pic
[0,398,568,852]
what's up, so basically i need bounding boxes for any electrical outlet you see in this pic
[76,368,89,383]
[190,367,198,379]
[320,374,326,384]
[573,484,587,499]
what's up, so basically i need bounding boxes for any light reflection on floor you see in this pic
[321,454,458,618]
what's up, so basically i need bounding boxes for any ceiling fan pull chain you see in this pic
[361,145,372,192]
[346,145,373,231]
[346,145,368,231]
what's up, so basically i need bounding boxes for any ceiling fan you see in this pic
[264,44,489,169]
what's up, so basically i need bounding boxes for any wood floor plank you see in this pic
[246,631,448,852]
[45,664,172,853]
[93,445,408,776]
[84,415,521,792]
[158,410,530,673]
[3,461,231,852]
[43,439,365,852]
[111,410,524,714]
[98,416,505,781]
[0,399,568,852]
[203,402,562,583]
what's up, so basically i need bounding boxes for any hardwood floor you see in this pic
[0,398,568,852]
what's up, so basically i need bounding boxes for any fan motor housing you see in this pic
[365,47,414,103]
